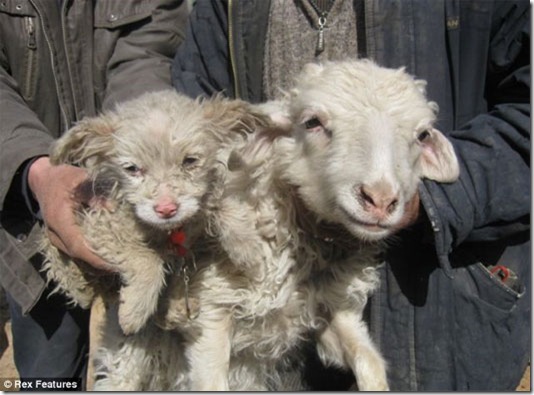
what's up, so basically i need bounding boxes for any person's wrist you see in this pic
[27,156,51,199]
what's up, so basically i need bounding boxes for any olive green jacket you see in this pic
[0,0,188,313]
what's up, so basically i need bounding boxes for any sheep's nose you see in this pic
[154,201,178,219]
[358,182,399,218]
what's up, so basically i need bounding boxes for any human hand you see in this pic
[27,157,117,274]
[393,192,421,232]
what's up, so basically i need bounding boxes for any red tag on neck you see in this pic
[169,229,187,257]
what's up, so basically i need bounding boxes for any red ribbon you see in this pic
[169,229,187,257]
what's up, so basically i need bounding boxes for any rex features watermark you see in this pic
[1,378,82,391]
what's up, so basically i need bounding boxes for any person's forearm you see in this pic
[0,66,54,209]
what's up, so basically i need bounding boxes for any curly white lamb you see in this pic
[39,90,265,337]
[148,59,460,391]
[90,59,460,391]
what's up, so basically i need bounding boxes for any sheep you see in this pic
[39,90,266,338]
[155,59,460,391]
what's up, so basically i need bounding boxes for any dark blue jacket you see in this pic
[172,0,530,390]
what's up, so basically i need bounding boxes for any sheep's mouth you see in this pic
[338,205,392,232]
[357,222,390,232]
[351,219,391,233]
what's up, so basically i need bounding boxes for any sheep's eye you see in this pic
[417,129,431,142]
[123,164,142,175]
[182,156,199,167]
[304,117,323,130]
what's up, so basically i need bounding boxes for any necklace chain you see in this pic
[307,0,335,53]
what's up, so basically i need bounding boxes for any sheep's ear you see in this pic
[418,128,460,182]
[253,100,292,134]
[51,116,116,167]
[203,98,271,143]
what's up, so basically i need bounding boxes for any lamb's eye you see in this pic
[123,164,142,175]
[304,117,323,130]
[417,129,431,142]
[182,156,199,167]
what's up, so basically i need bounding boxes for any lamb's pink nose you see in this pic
[358,182,399,220]
[154,201,178,219]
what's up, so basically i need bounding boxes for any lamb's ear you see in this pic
[418,128,460,182]
[50,115,116,167]
[253,100,292,133]
[203,97,272,143]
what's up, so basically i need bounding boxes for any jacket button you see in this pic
[108,14,118,21]
[16,234,27,242]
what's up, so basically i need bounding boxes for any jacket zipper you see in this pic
[25,17,37,49]
[23,16,37,99]
[60,0,80,120]
[28,0,70,131]
[228,0,240,99]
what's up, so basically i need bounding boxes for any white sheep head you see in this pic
[273,60,460,241]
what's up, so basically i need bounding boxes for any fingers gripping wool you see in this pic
[149,60,459,391]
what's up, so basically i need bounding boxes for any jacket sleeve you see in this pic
[421,1,530,259]
[171,0,234,99]
[0,62,53,211]
[101,0,188,110]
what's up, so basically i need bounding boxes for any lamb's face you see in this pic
[281,61,459,241]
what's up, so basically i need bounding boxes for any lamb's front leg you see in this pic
[187,312,232,391]
[118,252,167,335]
[317,310,389,391]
